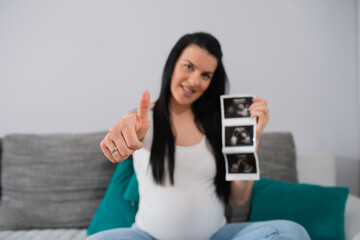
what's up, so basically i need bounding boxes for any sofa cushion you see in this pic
[87,158,138,235]
[0,132,115,229]
[257,132,298,181]
[123,171,140,202]
[249,178,349,240]
[226,132,298,222]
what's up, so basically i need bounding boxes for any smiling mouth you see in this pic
[181,85,195,94]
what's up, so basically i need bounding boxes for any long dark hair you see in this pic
[151,32,230,203]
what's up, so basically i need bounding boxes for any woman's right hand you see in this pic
[100,90,151,163]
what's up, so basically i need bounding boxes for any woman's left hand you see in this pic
[250,98,269,140]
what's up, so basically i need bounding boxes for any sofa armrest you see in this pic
[345,194,360,240]
[296,151,336,186]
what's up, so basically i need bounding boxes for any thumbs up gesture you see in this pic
[135,90,151,141]
[100,91,151,163]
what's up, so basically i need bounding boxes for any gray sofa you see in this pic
[0,131,357,239]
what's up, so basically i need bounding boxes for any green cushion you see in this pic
[249,178,349,240]
[87,158,139,235]
[124,172,140,202]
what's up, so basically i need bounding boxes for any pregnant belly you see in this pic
[136,197,226,240]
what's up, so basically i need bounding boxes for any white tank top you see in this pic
[133,116,226,240]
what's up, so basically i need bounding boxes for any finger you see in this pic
[251,109,269,121]
[250,101,267,108]
[137,90,151,123]
[114,136,135,160]
[113,117,140,153]
[100,138,118,163]
[251,107,269,117]
[252,98,267,104]
[251,109,268,120]
[108,128,134,161]
[250,100,269,115]
[250,100,267,109]
[106,137,126,162]
[122,119,143,150]
[108,124,132,161]
[250,105,268,114]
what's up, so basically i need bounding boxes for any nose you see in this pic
[188,72,201,88]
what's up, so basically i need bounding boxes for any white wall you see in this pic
[1,0,359,194]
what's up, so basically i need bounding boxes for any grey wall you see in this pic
[1,0,359,194]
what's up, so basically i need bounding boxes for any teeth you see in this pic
[182,86,194,93]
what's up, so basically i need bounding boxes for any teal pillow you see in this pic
[87,158,139,235]
[249,178,349,240]
[124,172,140,202]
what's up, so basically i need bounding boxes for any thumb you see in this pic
[137,90,150,123]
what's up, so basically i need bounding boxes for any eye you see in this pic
[202,73,211,79]
[184,64,193,70]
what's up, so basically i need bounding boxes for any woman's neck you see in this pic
[169,97,204,146]
[169,97,193,118]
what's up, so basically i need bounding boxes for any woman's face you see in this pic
[170,44,218,109]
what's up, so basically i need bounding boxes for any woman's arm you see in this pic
[230,180,254,206]
[230,97,269,206]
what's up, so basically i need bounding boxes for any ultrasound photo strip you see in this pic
[220,94,260,181]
